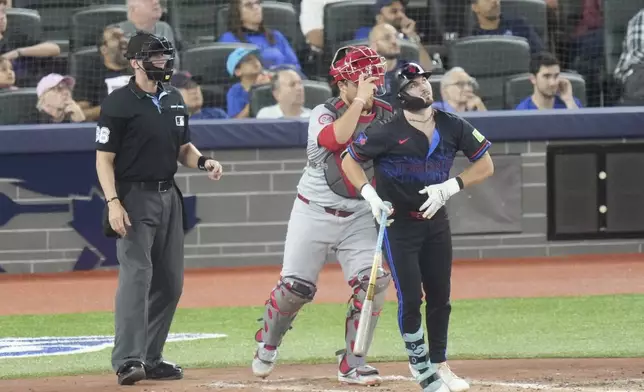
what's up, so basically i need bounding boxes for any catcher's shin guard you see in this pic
[343,267,391,367]
[404,328,445,392]
[255,276,316,347]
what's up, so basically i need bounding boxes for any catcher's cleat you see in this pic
[336,349,382,386]
[252,341,278,378]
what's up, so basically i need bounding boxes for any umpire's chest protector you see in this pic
[322,97,394,199]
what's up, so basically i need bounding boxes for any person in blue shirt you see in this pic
[218,0,301,71]
[225,47,272,118]
[515,51,583,110]
[470,0,544,54]
[170,71,228,120]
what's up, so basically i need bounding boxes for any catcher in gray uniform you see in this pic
[251,46,395,386]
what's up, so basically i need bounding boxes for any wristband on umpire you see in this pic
[197,156,208,171]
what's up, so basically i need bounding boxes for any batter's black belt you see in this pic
[297,193,354,218]
[124,179,175,192]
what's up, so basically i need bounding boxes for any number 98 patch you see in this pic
[95,126,110,144]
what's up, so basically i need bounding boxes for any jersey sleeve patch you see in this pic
[472,128,485,143]
[318,113,334,125]
[95,126,111,144]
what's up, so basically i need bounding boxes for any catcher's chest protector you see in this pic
[322,97,394,199]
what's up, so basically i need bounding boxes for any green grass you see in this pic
[0,294,642,379]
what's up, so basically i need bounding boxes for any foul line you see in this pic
[209,375,641,392]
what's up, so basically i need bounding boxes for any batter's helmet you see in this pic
[329,45,387,96]
[396,62,433,111]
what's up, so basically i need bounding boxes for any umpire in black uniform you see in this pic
[95,31,223,386]
[341,63,494,392]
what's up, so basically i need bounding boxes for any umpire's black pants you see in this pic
[111,181,185,372]
[382,207,452,363]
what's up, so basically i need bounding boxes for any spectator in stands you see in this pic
[547,0,603,107]
[36,74,86,124]
[355,0,433,72]
[432,67,486,112]
[218,0,301,71]
[470,0,544,54]
[170,71,228,120]
[117,0,179,68]
[0,0,61,80]
[0,57,16,90]
[516,52,582,110]
[299,0,349,51]
[615,9,644,107]
[367,23,410,105]
[226,47,272,119]
[75,26,132,122]
[256,69,311,119]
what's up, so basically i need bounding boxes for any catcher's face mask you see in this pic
[131,35,175,83]
[329,45,387,97]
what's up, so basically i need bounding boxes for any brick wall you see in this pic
[0,139,643,274]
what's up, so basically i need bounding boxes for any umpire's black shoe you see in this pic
[116,361,146,385]
[145,361,184,380]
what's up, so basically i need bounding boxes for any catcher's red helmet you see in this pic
[329,45,387,96]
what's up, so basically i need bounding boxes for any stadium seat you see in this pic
[12,0,94,54]
[181,42,259,85]
[69,47,101,81]
[215,2,305,51]
[428,74,444,103]
[0,89,40,125]
[331,38,420,64]
[248,80,333,118]
[603,0,644,79]
[70,5,128,51]
[448,35,530,110]
[463,0,548,45]
[167,0,221,47]
[503,71,587,109]
[4,8,42,45]
[180,42,259,108]
[323,0,377,50]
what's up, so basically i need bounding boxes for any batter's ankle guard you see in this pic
[403,328,441,389]
[343,268,391,367]
[257,276,316,348]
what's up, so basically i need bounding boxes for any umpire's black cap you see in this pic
[125,31,174,60]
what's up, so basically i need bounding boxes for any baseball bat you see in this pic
[353,202,391,357]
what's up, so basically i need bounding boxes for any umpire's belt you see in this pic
[127,179,174,192]
[297,194,354,218]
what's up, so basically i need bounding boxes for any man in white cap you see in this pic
[36,73,86,124]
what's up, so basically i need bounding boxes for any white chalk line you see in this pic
[209,375,641,392]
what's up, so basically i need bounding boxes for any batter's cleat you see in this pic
[408,363,451,392]
[145,360,183,380]
[252,342,278,378]
[336,349,382,386]
[434,362,470,392]
[116,360,146,386]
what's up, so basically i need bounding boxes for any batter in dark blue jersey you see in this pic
[341,63,494,392]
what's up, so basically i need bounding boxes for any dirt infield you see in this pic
[0,254,643,391]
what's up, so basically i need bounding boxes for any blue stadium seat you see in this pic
[167,0,221,47]
[448,35,531,110]
[70,5,127,51]
[322,0,376,50]
[0,89,40,125]
[4,8,42,45]
[13,0,95,54]
[69,47,100,81]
